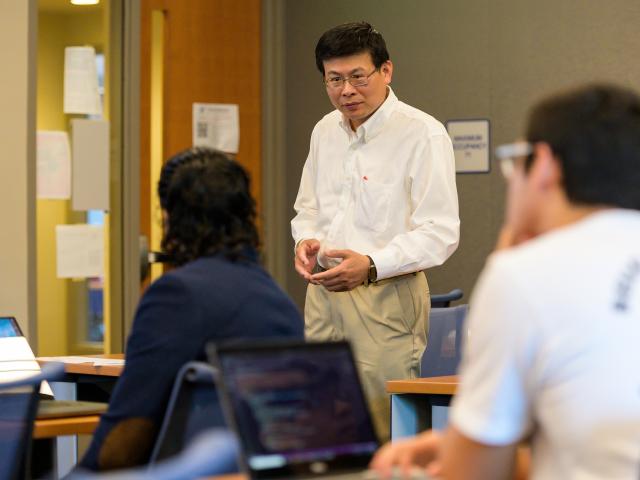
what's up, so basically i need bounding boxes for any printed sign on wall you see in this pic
[446,119,490,173]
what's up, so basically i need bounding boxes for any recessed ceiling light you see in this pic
[70,0,100,5]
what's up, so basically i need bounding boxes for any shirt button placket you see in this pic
[327,142,356,244]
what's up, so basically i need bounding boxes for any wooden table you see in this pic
[387,375,459,440]
[33,353,124,439]
[34,354,124,438]
[34,415,102,439]
[37,353,125,377]
[34,355,125,476]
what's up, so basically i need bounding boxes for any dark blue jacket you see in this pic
[80,252,303,470]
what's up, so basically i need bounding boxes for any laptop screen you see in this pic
[0,316,54,398]
[211,341,379,479]
[0,317,21,338]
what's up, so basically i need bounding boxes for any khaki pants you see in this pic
[304,272,429,441]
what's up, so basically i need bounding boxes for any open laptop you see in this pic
[0,316,108,419]
[208,340,381,480]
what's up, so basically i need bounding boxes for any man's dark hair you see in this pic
[158,147,258,266]
[526,84,640,210]
[315,21,389,75]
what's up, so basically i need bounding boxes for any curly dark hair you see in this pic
[315,21,390,75]
[158,147,259,266]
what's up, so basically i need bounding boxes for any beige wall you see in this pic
[36,10,104,355]
[0,0,37,341]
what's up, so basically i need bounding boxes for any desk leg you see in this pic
[390,394,432,441]
[50,381,78,478]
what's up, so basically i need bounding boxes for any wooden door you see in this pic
[140,0,262,284]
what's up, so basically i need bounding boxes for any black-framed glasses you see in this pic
[324,68,379,90]
[495,141,533,179]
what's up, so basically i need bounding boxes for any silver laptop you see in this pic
[0,316,108,419]
[208,340,380,480]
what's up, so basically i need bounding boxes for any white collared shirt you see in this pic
[291,88,460,280]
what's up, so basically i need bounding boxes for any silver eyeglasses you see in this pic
[324,68,378,90]
[495,141,533,179]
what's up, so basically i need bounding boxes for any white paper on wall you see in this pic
[56,224,104,278]
[64,46,102,115]
[71,118,109,211]
[192,103,240,154]
[37,131,71,199]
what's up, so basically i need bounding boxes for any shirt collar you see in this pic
[339,87,398,142]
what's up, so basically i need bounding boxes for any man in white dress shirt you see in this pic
[291,22,460,440]
[371,84,640,479]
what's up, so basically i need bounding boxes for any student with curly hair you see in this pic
[80,148,303,471]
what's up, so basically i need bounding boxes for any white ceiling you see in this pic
[39,0,103,14]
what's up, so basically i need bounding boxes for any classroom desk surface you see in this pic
[387,375,459,440]
[32,356,123,438]
[33,415,101,439]
[386,375,458,395]
[37,354,125,377]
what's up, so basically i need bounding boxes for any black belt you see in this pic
[314,264,417,286]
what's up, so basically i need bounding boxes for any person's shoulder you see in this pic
[179,254,262,280]
[392,100,448,136]
[487,211,639,283]
[487,231,569,277]
[147,256,240,292]
[313,109,342,131]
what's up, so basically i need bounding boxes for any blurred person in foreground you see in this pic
[80,148,303,471]
[371,84,640,479]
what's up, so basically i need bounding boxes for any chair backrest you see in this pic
[420,305,468,377]
[0,362,65,480]
[430,288,463,308]
[148,361,229,465]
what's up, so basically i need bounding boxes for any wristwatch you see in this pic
[365,255,377,285]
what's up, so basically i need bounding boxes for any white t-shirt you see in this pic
[451,209,640,480]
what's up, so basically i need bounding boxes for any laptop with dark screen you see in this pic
[208,340,380,480]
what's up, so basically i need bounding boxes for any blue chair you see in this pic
[420,304,468,377]
[67,429,239,480]
[148,361,230,465]
[430,288,463,308]
[0,362,65,480]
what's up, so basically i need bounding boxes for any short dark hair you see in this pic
[526,84,640,210]
[158,147,259,266]
[315,21,390,75]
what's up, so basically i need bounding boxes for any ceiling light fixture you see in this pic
[70,0,100,5]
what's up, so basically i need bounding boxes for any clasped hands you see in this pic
[294,239,370,292]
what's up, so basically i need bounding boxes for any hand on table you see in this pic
[309,249,370,292]
[369,430,443,479]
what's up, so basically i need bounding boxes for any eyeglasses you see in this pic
[495,141,533,179]
[324,68,379,90]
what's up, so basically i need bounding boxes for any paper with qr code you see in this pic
[192,103,239,154]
